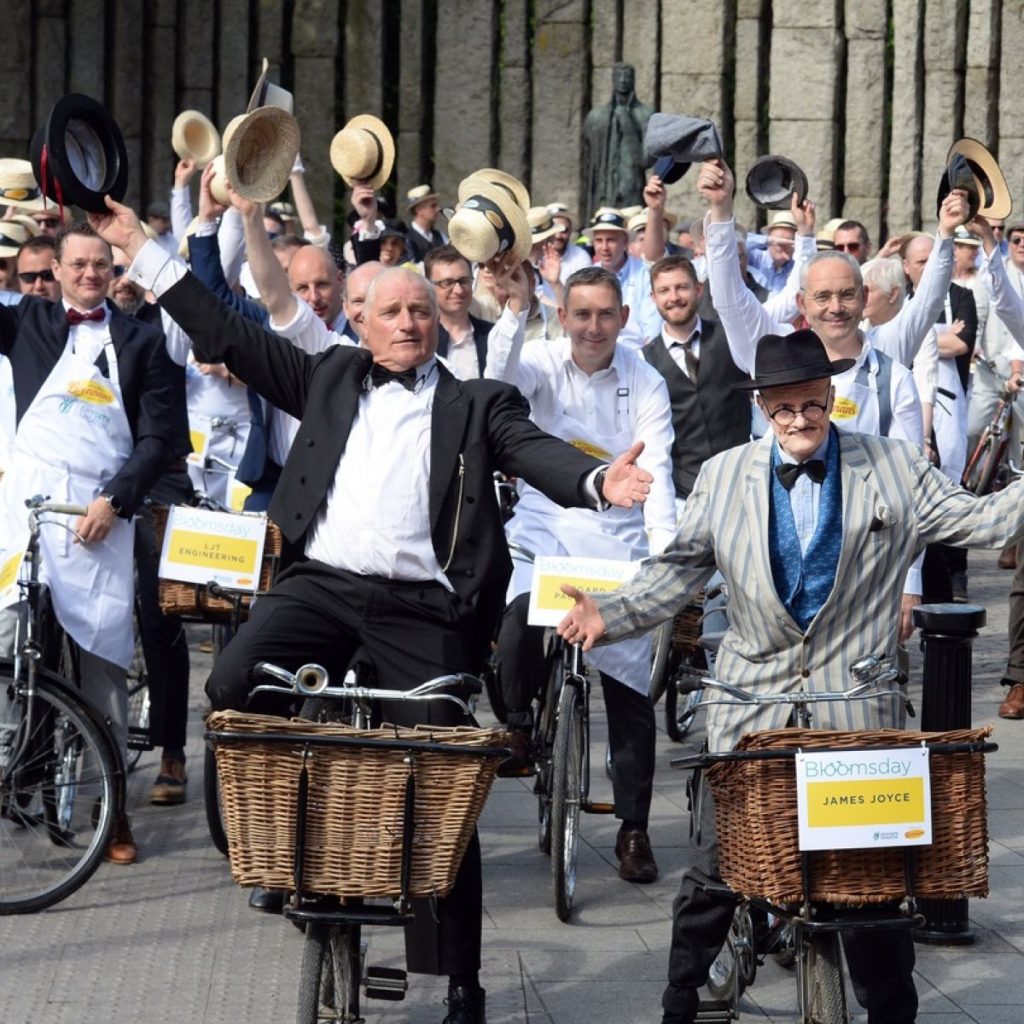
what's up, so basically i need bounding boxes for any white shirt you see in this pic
[443,321,482,381]
[63,300,111,364]
[559,243,593,282]
[305,360,450,587]
[660,319,703,379]
[978,253,1024,365]
[776,432,831,555]
[608,253,660,350]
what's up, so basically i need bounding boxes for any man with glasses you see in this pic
[0,221,189,864]
[832,219,872,264]
[15,236,60,301]
[424,244,494,379]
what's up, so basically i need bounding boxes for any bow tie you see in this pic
[66,307,105,326]
[369,363,418,391]
[775,459,826,490]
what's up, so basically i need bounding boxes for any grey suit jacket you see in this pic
[598,429,1024,751]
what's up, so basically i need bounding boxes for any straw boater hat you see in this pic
[626,208,678,233]
[588,208,629,234]
[171,111,221,168]
[448,176,532,264]
[6,213,41,238]
[207,155,231,206]
[952,226,981,247]
[407,184,439,211]
[458,169,530,213]
[0,220,33,256]
[247,58,294,114]
[0,158,46,211]
[619,205,643,220]
[330,115,395,191]
[224,107,301,203]
[938,138,1012,222]
[527,206,560,245]
[546,202,577,228]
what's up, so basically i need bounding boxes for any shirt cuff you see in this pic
[269,296,308,334]
[582,466,610,510]
[193,219,218,237]
[903,567,922,595]
[128,238,185,297]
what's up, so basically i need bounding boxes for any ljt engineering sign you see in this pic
[795,747,932,851]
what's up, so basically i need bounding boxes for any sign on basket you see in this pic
[157,505,267,592]
[795,746,932,851]
[527,555,639,627]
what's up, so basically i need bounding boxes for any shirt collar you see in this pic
[561,336,625,381]
[662,317,702,347]
[62,299,109,323]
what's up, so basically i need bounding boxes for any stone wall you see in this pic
[2,0,1019,244]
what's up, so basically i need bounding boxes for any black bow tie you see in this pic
[775,459,826,490]
[369,364,418,391]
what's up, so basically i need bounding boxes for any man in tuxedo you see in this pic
[95,196,652,1024]
[559,330,1024,1024]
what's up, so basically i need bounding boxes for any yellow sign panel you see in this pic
[806,777,926,827]
[0,551,23,593]
[228,478,252,511]
[166,528,260,575]
[830,397,859,421]
[533,573,629,613]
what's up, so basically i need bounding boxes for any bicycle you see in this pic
[508,543,616,922]
[0,497,122,914]
[962,358,1021,495]
[205,661,506,1024]
[672,656,995,1023]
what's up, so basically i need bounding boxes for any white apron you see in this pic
[829,349,885,436]
[0,338,135,668]
[506,389,652,693]
[184,355,252,505]
[0,355,14,476]
[932,299,968,484]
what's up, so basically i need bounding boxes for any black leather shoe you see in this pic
[442,984,486,1024]
[615,825,658,883]
[248,886,286,913]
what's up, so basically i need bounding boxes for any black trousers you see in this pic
[207,559,484,976]
[495,593,655,824]
[662,778,918,1024]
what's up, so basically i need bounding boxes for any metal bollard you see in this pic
[912,602,986,946]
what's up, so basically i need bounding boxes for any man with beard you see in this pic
[546,203,592,280]
[642,255,750,511]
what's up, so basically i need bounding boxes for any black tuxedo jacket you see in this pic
[157,273,603,638]
[0,295,190,516]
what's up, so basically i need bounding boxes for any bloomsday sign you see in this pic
[158,506,266,592]
[527,555,639,627]
[795,746,932,851]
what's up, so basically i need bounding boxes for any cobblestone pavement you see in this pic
[1,549,1022,1023]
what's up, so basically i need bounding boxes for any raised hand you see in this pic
[937,188,970,238]
[538,242,562,286]
[198,162,227,222]
[697,158,735,222]
[87,196,148,259]
[226,178,261,220]
[556,585,607,652]
[644,174,667,212]
[791,191,816,236]
[600,441,653,508]
[350,182,378,228]
[174,157,197,189]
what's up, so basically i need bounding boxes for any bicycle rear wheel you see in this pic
[535,647,562,856]
[648,620,673,705]
[203,743,230,856]
[296,920,361,1023]
[550,681,583,922]
[962,433,1003,496]
[0,673,117,914]
[706,904,756,1001]
[803,931,848,1024]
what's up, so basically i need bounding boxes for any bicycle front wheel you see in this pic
[550,681,583,922]
[0,673,117,914]
[296,921,361,1024]
[648,620,673,706]
[803,931,848,1024]
[203,744,230,856]
[962,433,1003,496]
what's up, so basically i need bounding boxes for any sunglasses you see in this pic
[1009,237,1024,247]
[17,269,55,284]
[834,242,862,254]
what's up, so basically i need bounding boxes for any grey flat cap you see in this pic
[645,114,724,184]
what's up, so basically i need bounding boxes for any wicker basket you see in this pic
[207,711,508,899]
[669,593,705,655]
[707,726,992,906]
[150,504,282,621]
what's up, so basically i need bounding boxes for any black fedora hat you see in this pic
[734,329,854,391]
[30,94,128,214]
[745,155,809,210]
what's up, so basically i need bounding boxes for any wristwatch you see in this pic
[100,492,124,517]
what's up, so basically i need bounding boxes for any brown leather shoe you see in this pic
[150,757,187,805]
[105,815,137,865]
[615,825,658,883]
[497,728,534,778]
[999,682,1024,719]
[999,545,1018,570]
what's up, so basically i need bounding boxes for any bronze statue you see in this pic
[582,63,655,220]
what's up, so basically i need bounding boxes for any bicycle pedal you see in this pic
[364,965,407,1001]
[583,800,615,814]
[695,1000,734,1022]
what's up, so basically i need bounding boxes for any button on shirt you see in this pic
[305,359,452,588]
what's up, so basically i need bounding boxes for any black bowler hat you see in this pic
[745,155,809,210]
[734,329,854,391]
[29,94,128,214]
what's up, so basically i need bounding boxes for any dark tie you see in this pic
[67,308,105,326]
[369,363,418,391]
[677,340,699,381]
[775,460,826,490]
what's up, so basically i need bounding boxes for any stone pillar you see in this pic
[768,1,843,221]
[397,0,426,205]
[68,0,107,101]
[920,2,965,232]
[999,3,1024,216]
[497,0,532,187]
[733,0,768,229]
[433,1,498,204]
[621,0,660,108]
[843,0,887,246]
[0,2,33,154]
[345,0,384,119]
[963,0,1000,147]
[589,0,619,108]
[143,1,180,217]
[34,1,68,133]
[257,0,288,87]
[292,0,339,225]
[531,1,589,219]
[887,0,924,235]
[110,0,145,212]
[218,0,253,125]
[179,0,216,116]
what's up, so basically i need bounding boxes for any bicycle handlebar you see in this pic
[24,497,89,535]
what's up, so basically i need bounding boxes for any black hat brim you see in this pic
[30,94,128,214]
[745,155,809,210]
[734,356,856,391]
[653,154,689,186]
[936,152,981,223]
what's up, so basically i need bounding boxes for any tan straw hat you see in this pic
[527,206,561,244]
[0,220,33,256]
[0,158,46,211]
[171,111,221,167]
[207,155,231,206]
[224,107,301,203]
[458,169,531,213]
[407,184,439,210]
[589,207,629,234]
[449,179,532,264]
[330,114,395,191]
[626,208,677,233]
[247,58,294,114]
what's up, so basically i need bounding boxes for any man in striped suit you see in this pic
[558,330,1024,1024]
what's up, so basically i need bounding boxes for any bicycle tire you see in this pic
[550,681,582,922]
[648,620,673,706]
[296,921,361,1024]
[203,744,230,856]
[962,433,1003,496]
[0,672,118,914]
[535,647,562,856]
[706,905,756,1001]
[804,931,848,1024]
[665,666,702,743]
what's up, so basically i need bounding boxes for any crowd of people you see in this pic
[3,89,1024,1024]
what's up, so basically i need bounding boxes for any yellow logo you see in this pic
[904,828,926,840]
[830,397,859,421]
[66,380,114,405]
[568,439,613,460]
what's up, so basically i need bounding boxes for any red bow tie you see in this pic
[66,308,105,326]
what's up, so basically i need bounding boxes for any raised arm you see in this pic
[642,175,668,264]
